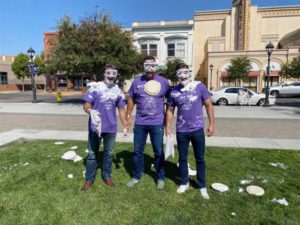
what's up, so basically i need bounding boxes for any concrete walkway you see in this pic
[1,129,300,150]
[0,102,299,150]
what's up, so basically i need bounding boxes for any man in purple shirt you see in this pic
[166,63,215,199]
[81,65,127,191]
[126,56,170,190]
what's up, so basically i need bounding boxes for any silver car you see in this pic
[211,87,276,106]
[269,81,300,98]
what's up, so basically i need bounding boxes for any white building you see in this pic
[132,20,194,76]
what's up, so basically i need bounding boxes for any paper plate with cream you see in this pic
[211,183,229,192]
[144,80,161,96]
[246,185,265,196]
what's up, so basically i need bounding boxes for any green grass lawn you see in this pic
[0,140,299,225]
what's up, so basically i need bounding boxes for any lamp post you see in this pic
[263,42,274,107]
[27,47,38,103]
[209,64,214,90]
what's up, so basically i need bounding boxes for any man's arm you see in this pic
[165,105,174,136]
[204,98,215,137]
[83,102,92,114]
[118,107,127,129]
[126,96,135,128]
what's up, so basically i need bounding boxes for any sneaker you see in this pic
[177,183,189,194]
[127,178,139,187]
[200,188,210,199]
[157,180,165,190]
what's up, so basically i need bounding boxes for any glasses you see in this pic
[176,69,190,77]
[144,63,156,67]
[104,70,118,77]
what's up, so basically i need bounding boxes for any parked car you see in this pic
[269,81,300,97]
[210,87,276,106]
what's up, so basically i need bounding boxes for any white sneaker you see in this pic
[177,183,189,194]
[200,188,210,199]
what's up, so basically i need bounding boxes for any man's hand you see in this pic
[126,115,132,129]
[165,127,172,136]
[206,124,214,137]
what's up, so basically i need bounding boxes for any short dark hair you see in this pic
[105,64,117,70]
[143,56,156,63]
[176,63,189,71]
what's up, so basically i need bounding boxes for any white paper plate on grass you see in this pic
[246,185,265,196]
[61,151,77,160]
[54,141,64,145]
[211,183,229,192]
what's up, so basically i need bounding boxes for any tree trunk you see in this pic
[21,77,25,92]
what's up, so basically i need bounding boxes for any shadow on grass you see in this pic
[82,144,182,185]
[114,149,181,185]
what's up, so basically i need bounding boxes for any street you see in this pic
[0,91,299,141]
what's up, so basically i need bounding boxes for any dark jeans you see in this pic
[85,131,116,183]
[176,128,206,188]
[132,124,165,180]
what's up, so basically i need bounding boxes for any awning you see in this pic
[264,71,280,77]
[248,71,259,77]
[221,71,259,78]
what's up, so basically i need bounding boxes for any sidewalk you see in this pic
[1,129,299,150]
[0,102,299,150]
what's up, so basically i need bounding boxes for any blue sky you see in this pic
[1,0,299,56]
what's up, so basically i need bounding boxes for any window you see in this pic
[0,72,8,85]
[225,88,238,94]
[243,77,257,92]
[167,42,185,59]
[140,43,157,57]
[264,77,279,87]
[222,78,235,87]
[167,43,175,57]
[149,44,157,57]
[141,44,148,56]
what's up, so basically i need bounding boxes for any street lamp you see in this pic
[27,47,38,103]
[263,42,274,107]
[209,64,214,90]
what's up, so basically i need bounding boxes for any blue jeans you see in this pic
[132,124,165,180]
[176,128,206,188]
[85,131,116,183]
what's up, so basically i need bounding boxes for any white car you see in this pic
[269,81,300,98]
[210,87,276,106]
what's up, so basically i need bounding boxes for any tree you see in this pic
[281,56,300,79]
[46,13,141,81]
[227,55,252,86]
[165,58,184,85]
[11,53,30,91]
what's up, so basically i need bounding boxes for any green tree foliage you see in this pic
[34,52,46,75]
[46,13,141,80]
[227,55,252,86]
[281,56,300,79]
[11,53,30,91]
[165,58,184,85]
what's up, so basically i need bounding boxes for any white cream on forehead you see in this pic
[144,60,155,64]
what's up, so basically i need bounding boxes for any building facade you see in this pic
[0,55,45,91]
[194,0,300,92]
[132,20,194,74]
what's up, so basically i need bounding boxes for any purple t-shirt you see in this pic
[168,82,211,132]
[83,82,126,133]
[128,74,170,125]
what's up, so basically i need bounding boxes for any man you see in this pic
[81,65,127,191]
[165,63,215,199]
[126,56,170,190]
